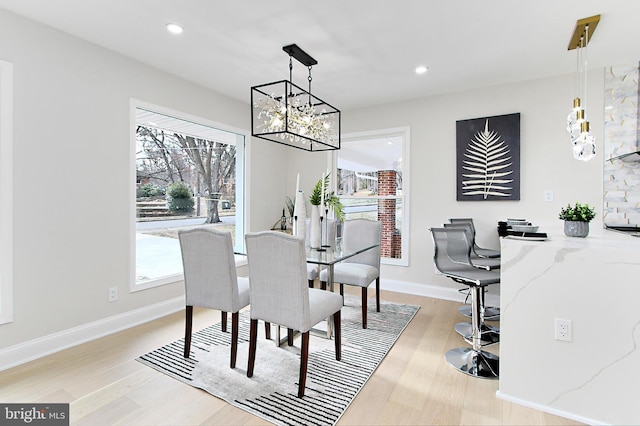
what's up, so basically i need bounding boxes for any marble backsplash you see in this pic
[603,62,640,225]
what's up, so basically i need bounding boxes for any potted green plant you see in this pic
[307,174,345,248]
[309,175,344,222]
[558,202,596,237]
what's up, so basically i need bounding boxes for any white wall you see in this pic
[0,8,286,353]
[290,71,605,291]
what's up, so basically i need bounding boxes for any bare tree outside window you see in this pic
[136,127,236,224]
[132,105,245,288]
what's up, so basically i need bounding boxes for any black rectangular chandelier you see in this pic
[251,44,341,151]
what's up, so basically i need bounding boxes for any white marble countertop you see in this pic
[502,222,640,250]
[498,221,640,425]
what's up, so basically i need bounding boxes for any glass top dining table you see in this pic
[237,240,378,290]
[305,242,379,292]
[297,241,380,340]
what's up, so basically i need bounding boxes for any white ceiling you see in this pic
[0,0,638,110]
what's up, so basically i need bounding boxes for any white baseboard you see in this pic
[495,391,603,425]
[0,296,184,372]
[0,279,498,372]
[381,278,500,307]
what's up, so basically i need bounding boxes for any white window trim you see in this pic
[335,126,410,267]
[130,99,249,292]
[0,60,14,324]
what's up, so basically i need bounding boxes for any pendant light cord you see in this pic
[583,25,589,119]
[308,66,313,107]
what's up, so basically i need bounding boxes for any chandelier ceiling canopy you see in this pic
[251,44,341,152]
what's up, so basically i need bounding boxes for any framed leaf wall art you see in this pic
[456,113,520,201]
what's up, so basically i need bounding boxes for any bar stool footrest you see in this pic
[458,305,500,321]
[454,322,500,347]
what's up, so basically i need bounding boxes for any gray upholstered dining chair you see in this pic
[319,219,381,329]
[245,231,343,398]
[178,228,250,368]
[306,218,338,288]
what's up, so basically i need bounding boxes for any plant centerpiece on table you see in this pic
[309,175,345,222]
[306,174,344,248]
[558,202,596,237]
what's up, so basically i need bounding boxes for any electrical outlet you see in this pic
[108,287,118,302]
[544,190,554,202]
[555,318,572,342]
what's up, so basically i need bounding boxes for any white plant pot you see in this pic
[309,205,322,248]
[564,220,589,237]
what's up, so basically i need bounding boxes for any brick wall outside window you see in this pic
[377,170,401,258]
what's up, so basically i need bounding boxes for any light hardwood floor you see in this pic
[0,289,582,425]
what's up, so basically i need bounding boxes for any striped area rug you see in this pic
[137,297,419,426]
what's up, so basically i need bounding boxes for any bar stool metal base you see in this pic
[445,347,499,379]
[458,305,500,321]
[454,322,500,346]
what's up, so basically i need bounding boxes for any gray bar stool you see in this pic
[446,219,501,322]
[430,227,499,379]
[449,217,501,258]
[442,223,500,345]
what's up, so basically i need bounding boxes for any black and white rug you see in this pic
[137,297,419,426]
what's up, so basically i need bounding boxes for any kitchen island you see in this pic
[498,225,640,425]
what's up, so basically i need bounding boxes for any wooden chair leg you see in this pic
[183,306,193,358]
[376,277,380,312]
[333,310,341,361]
[320,281,327,290]
[340,283,344,297]
[247,319,258,377]
[288,328,294,346]
[230,312,239,369]
[308,279,314,288]
[221,311,227,333]
[361,287,368,329]
[265,321,271,340]
[298,331,309,398]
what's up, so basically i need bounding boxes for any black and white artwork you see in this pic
[456,113,520,201]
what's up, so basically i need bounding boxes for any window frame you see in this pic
[130,99,248,292]
[0,59,13,324]
[334,126,410,267]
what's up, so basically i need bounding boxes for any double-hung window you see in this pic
[131,101,246,291]
[335,127,410,266]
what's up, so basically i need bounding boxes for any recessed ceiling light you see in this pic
[415,66,428,75]
[166,23,183,34]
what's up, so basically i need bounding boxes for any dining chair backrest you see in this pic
[245,231,312,332]
[178,228,242,313]
[342,219,381,268]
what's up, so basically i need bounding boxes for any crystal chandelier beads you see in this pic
[250,44,341,151]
